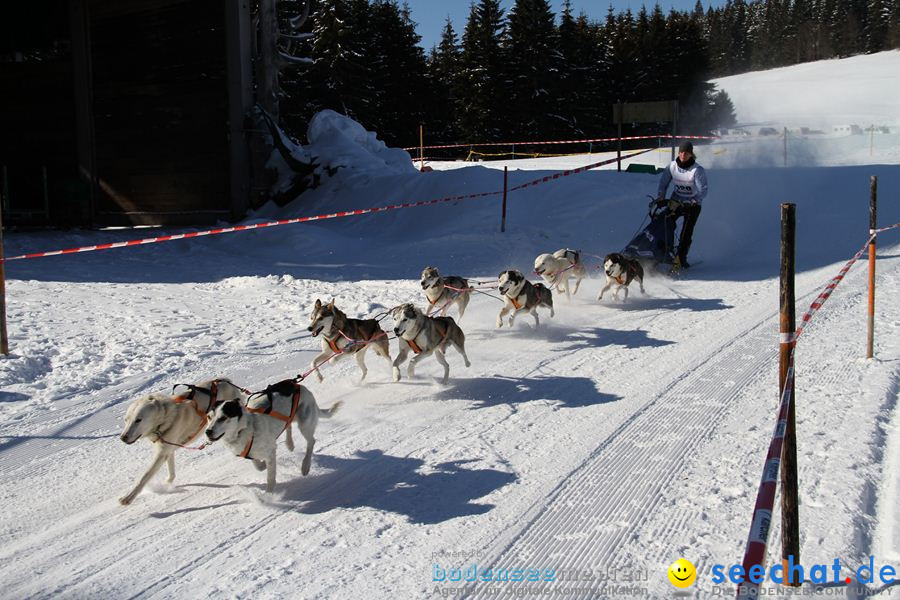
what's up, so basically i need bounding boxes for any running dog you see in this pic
[390,303,471,384]
[533,248,587,301]
[497,270,554,328]
[307,299,391,382]
[420,266,471,320]
[598,253,646,302]
[205,379,341,493]
[118,378,250,505]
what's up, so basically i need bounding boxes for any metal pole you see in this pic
[501,166,508,233]
[867,176,877,358]
[0,197,9,355]
[780,202,799,584]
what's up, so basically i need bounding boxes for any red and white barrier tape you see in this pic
[3,149,657,263]
[736,224,900,596]
[404,134,718,152]
[874,222,900,234]
[1,190,502,263]
[508,148,655,192]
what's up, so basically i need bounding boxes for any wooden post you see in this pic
[867,176,877,358]
[42,166,49,219]
[501,166,508,233]
[783,127,788,167]
[616,101,622,172]
[671,101,678,162]
[1,165,8,212]
[0,198,9,355]
[419,124,424,171]
[780,203,799,584]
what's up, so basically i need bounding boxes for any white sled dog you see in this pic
[390,303,471,384]
[118,378,249,505]
[307,299,391,382]
[598,252,646,302]
[205,379,341,493]
[497,270,554,328]
[420,266,471,320]
[533,248,587,301]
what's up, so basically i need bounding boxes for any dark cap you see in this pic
[678,141,694,154]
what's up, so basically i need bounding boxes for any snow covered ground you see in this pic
[1,54,899,599]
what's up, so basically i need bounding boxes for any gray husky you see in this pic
[420,266,471,320]
[307,298,391,382]
[390,303,471,384]
[497,270,554,328]
[599,253,646,302]
[205,380,341,493]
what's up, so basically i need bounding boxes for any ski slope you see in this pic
[1,53,900,599]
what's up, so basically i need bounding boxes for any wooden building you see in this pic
[0,0,254,227]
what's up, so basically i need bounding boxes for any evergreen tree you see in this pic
[864,0,891,51]
[457,0,507,141]
[364,1,429,145]
[503,0,561,138]
[891,0,900,47]
[426,18,463,142]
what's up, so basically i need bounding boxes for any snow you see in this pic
[1,53,900,599]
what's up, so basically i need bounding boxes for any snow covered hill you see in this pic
[1,61,899,599]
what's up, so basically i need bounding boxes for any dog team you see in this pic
[118,249,646,504]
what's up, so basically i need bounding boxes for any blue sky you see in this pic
[404,1,728,50]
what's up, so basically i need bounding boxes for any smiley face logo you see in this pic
[668,558,696,588]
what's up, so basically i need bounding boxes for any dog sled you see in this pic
[623,196,679,267]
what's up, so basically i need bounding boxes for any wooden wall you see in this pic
[88,0,231,225]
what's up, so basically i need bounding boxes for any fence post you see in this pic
[780,202,799,584]
[783,128,788,167]
[501,166,508,233]
[617,101,622,172]
[867,176,877,358]
[0,198,8,355]
[418,124,424,171]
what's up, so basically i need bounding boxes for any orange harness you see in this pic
[509,296,522,309]
[172,395,210,445]
[613,274,626,285]
[406,325,448,355]
[238,385,302,459]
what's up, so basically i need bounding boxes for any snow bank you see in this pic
[306,109,417,180]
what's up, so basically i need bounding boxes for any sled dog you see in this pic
[420,266,471,320]
[118,378,250,505]
[390,303,471,384]
[533,248,586,301]
[205,380,341,492]
[599,253,646,302]
[497,270,554,328]
[307,299,391,382]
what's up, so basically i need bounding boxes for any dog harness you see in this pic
[172,380,221,413]
[509,295,523,309]
[238,381,303,459]
[406,324,448,354]
[168,395,211,446]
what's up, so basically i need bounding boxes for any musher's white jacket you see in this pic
[657,158,708,204]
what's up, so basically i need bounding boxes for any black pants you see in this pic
[673,202,702,263]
